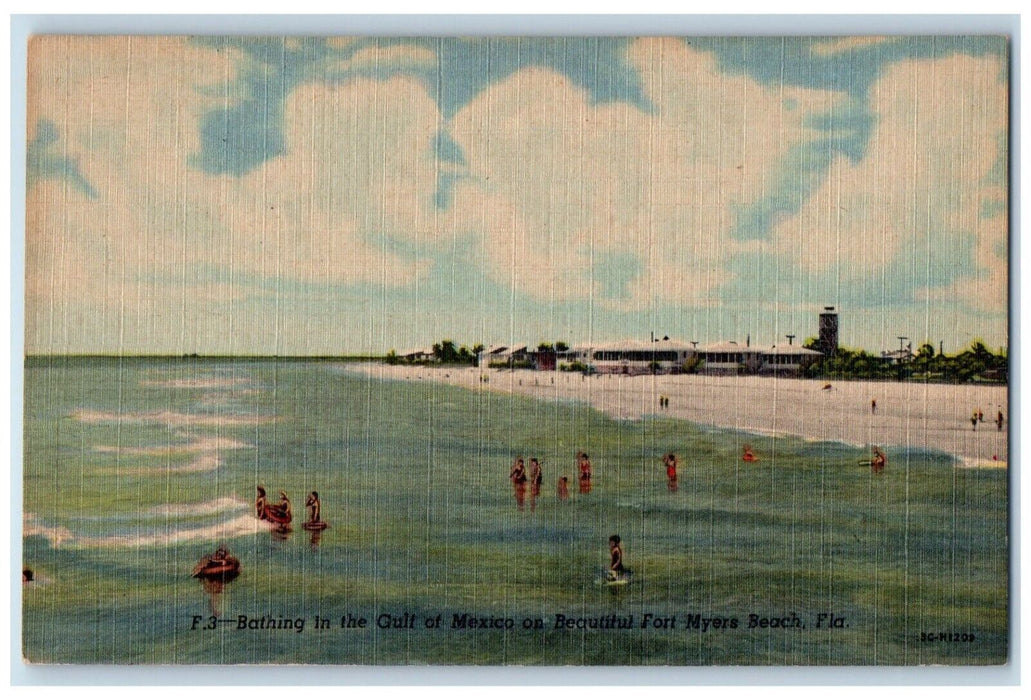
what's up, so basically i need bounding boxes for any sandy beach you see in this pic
[347,364,1008,466]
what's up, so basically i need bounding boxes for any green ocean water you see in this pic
[22,358,1008,665]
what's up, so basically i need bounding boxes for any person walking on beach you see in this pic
[871,398,877,415]
[510,457,528,510]
[971,411,978,431]
[577,452,593,494]
[663,453,678,492]
[997,410,1004,432]
[978,409,984,423]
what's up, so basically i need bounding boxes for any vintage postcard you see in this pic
[22,35,1008,665]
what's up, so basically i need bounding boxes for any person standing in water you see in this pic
[664,453,678,492]
[264,491,292,524]
[577,452,593,494]
[557,476,570,501]
[528,458,543,511]
[305,491,321,524]
[510,457,528,510]
[608,535,626,580]
[871,447,887,474]
[255,485,268,520]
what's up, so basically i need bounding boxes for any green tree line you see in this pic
[385,340,485,366]
[801,338,1007,383]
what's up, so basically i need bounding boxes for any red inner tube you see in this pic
[262,505,292,524]
[193,557,240,578]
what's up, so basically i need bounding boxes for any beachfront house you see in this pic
[559,345,591,367]
[486,344,532,369]
[481,345,509,368]
[696,341,764,375]
[586,339,695,375]
[400,347,435,363]
[880,348,915,365]
[759,345,824,376]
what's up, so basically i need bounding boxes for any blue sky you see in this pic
[25,35,1009,355]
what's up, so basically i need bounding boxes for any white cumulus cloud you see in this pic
[444,38,845,309]
[766,53,1008,313]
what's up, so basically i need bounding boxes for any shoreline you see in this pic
[343,364,1008,467]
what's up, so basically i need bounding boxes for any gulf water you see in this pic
[22,358,1007,664]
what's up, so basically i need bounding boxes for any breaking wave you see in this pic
[24,512,274,549]
[93,436,252,456]
[92,452,224,477]
[72,409,276,427]
[140,377,255,390]
[146,497,249,517]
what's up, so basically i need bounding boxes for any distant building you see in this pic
[759,345,824,376]
[470,307,837,376]
[484,344,531,368]
[585,339,695,375]
[817,306,839,355]
[696,341,764,375]
[534,348,558,371]
[880,348,914,365]
[400,347,435,362]
[481,345,509,367]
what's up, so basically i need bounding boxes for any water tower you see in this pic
[818,306,839,355]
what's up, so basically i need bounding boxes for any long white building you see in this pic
[480,338,824,376]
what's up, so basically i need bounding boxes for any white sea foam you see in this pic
[141,377,255,390]
[23,514,76,547]
[180,453,223,472]
[197,389,261,407]
[24,512,274,549]
[93,452,224,477]
[959,456,1008,469]
[146,497,249,517]
[73,409,276,427]
[94,436,252,456]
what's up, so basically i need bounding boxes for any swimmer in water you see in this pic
[255,485,268,520]
[578,452,593,494]
[271,491,292,521]
[557,476,570,501]
[510,457,528,510]
[305,491,321,523]
[608,535,625,580]
[664,453,678,492]
[871,447,887,474]
[528,458,543,511]
[209,546,231,568]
